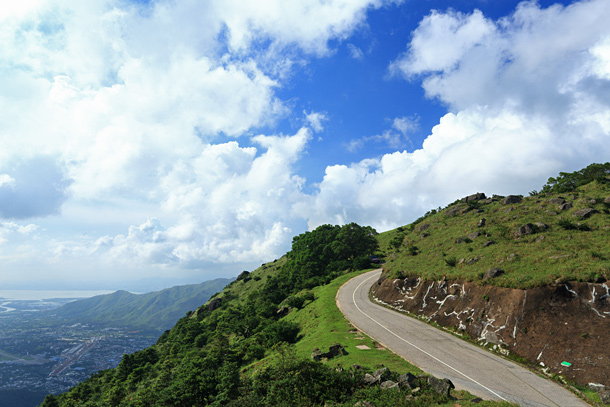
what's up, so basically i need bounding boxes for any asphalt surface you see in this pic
[336,269,590,407]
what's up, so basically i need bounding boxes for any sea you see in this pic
[0,290,115,313]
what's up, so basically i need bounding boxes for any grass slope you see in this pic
[378,180,610,289]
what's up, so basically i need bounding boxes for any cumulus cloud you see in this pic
[312,0,610,231]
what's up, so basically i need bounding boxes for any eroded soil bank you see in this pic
[371,273,610,388]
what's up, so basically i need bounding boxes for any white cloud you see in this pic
[311,0,610,231]
[304,110,328,132]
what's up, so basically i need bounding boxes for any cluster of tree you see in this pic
[540,162,610,194]
[41,223,379,407]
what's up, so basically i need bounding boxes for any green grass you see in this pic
[378,181,610,289]
[287,269,423,373]
[245,270,516,406]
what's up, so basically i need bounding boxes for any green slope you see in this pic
[45,278,232,331]
[41,224,513,407]
[378,165,610,289]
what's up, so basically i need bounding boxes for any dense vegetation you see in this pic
[41,223,386,407]
[540,162,610,194]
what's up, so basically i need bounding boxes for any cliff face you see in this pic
[371,274,610,388]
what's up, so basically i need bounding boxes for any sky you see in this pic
[1,0,610,291]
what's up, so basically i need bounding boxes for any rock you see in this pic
[478,218,486,227]
[535,235,546,243]
[236,270,251,281]
[398,372,418,389]
[444,205,468,217]
[466,257,481,265]
[418,223,431,232]
[605,197,610,204]
[428,376,455,397]
[573,208,598,218]
[559,203,573,211]
[468,232,481,240]
[362,373,378,386]
[514,223,535,237]
[206,297,222,312]
[373,367,391,382]
[588,199,597,205]
[380,380,399,389]
[483,241,494,247]
[420,233,429,238]
[599,389,610,404]
[534,222,548,230]
[549,197,566,205]
[461,192,487,202]
[483,268,504,280]
[352,364,365,371]
[456,237,464,243]
[484,331,501,345]
[507,253,519,261]
[502,195,522,205]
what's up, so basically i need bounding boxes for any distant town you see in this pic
[0,297,157,405]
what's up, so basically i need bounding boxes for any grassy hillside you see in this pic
[379,173,610,289]
[41,224,512,407]
[41,164,609,406]
[45,278,232,332]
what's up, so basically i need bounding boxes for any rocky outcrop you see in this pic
[372,274,610,388]
[501,195,522,205]
[573,208,598,218]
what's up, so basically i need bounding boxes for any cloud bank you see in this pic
[1,0,609,286]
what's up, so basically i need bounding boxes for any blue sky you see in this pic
[1,0,609,291]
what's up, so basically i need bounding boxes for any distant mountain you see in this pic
[44,278,232,332]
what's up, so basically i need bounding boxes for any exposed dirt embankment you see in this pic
[372,273,610,388]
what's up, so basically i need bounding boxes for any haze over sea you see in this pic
[0,290,116,302]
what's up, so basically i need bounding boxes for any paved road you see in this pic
[336,269,589,407]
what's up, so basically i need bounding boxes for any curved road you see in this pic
[336,269,589,407]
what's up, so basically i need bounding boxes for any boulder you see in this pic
[444,205,468,217]
[427,376,455,397]
[373,367,391,382]
[380,380,399,389]
[311,348,322,361]
[514,223,535,237]
[478,218,486,227]
[534,222,548,230]
[559,203,573,211]
[398,372,418,389]
[483,241,494,247]
[605,197,610,204]
[418,223,431,232]
[468,232,481,240]
[573,208,598,218]
[461,192,487,202]
[501,195,522,205]
[549,197,566,205]
[206,297,222,312]
[354,401,375,407]
[483,268,504,280]
[362,373,378,386]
